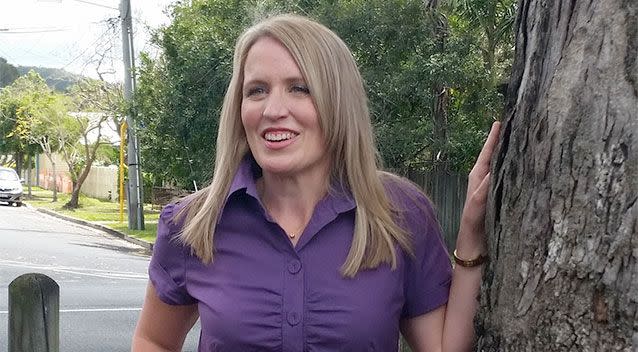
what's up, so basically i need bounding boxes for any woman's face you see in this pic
[241,37,329,178]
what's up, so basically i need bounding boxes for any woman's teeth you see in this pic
[265,132,296,141]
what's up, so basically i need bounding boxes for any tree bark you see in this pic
[14,152,23,175]
[64,158,93,209]
[478,0,637,351]
[427,1,451,167]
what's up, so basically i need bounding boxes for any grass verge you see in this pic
[24,187,160,243]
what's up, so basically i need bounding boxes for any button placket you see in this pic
[282,255,304,352]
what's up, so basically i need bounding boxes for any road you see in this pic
[0,204,200,351]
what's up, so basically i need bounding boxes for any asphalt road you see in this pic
[0,203,200,351]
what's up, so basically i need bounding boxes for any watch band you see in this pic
[453,249,489,267]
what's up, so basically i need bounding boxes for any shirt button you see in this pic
[287,311,300,326]
[287,260,301,274]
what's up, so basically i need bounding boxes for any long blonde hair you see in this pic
[178,14,413,277]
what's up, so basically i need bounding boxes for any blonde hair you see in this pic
[178,14,413,277]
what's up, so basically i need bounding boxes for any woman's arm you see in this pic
[402,122,501,352]
[131,282,199,352]
[401,262,483,352]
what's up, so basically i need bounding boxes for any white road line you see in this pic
[0,307,142,314]
[0,259,147,281]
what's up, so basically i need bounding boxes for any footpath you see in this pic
[24,188,159,254]
[34,206,154,253]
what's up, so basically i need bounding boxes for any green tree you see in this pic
[135,0,516,188]
[62,79,122,208]
[0,71,52,174]
[136,0,249,188]
[0,57,19,88]
[26,94,77,202]
[0,71,75,201]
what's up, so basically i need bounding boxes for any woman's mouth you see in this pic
[264,131,297,142]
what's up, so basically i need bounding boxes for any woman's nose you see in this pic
[261,90,289,120]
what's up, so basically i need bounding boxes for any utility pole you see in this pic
[120,0,144,230]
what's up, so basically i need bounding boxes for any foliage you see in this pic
[135,0,517,189]
[0,71,69,168]
[0,70,121,207]
[94,144,120,166]
[0,57,19,88]
[14,65,83,92]
[135,0,249,188]
[68,78,124,125]
[61,78,122,208]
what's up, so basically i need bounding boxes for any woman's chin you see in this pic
[257,160,296,175]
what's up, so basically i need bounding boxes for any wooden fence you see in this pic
[402,167,468,250]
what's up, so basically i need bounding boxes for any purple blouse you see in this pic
[149,158,452,352]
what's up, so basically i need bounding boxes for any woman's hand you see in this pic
[456,121,501,258]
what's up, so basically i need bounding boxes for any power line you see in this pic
[61,25,117,69]
[67,0,118,10]
[0,27,71,34]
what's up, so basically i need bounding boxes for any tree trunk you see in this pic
[427,1,450,167]
[64,159,94,209]
[15,152,23,175]
[478,0,637,351]
[26,153,32,198]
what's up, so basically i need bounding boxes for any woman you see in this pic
[132,14,500,352]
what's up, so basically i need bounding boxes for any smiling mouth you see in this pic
[264,131,298,142]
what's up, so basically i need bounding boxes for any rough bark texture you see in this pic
[477,0,637,351]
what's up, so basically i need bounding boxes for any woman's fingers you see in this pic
[464,172,491,227]
[474,172,491,205]
[472,121,501,177]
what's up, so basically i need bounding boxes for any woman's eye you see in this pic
[291,84,310,95]
[245,86,266,97]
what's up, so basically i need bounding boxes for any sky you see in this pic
[0,0,175,82]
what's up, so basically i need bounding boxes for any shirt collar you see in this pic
[227,154,261,201]
[226,154,356,213]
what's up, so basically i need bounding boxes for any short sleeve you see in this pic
[149,203,197,305]
[391,182,452,319]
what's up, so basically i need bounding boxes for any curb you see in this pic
[35,207,153,254]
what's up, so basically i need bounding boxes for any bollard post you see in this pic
[8,273,59,352]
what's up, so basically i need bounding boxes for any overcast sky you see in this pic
[0,0,174,81]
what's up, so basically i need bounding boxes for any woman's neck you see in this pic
[257,167,330,238]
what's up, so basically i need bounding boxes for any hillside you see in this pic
[15,66,83,92]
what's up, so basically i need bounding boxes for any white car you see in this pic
[0,167,23,206]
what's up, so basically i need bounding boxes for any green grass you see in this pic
[109,222,158,243]
[25,187,160,243]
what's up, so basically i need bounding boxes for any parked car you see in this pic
[0,167,23,206]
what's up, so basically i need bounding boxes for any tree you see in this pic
[0,57,19,88]
[136,0,512,189]
[0,71,75,202]
[62,79,121,209]
[26,95,74,203]
[477,0,637,350]
[136,0,248,189]
[0,71,56,175]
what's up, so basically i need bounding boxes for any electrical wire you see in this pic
[61,23,117,69]
[67,0,118,10]
[0,27,71,34]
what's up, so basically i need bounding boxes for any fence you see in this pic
[402,167,468,250]
[32,154,119,202]
[80,165,118,201]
